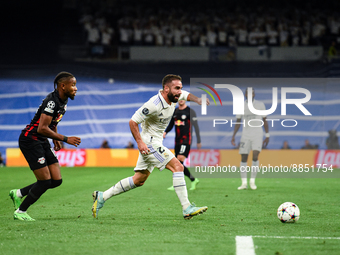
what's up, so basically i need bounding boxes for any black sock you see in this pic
[19,179,52,211]
[20,183,36,197]
[180,161,195,182]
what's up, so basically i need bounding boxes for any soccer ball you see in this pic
[277,202,300,223]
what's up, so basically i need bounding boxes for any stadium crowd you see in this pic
[78,1,340,48]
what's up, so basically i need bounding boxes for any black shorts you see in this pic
[175,144,191,158]
[19,134,58,171]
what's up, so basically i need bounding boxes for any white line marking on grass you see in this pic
[235,236,256,255]
[252,235,340,240]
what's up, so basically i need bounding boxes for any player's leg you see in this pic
[238,138,250,190]
[168,144,198,190]
[249,150,260,190]
[10,163,61,211]
[238,154,249,189]
[12,139,53,221]
[14,166,52,221]
[102,170,148,200]
[177,154,199,190]
[165,157,207,219]
[48,161,63,189]
[91,155,150,218]
[9,183,35,210]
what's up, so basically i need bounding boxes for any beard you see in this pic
[67,92,75,100]
[168,91,179,103]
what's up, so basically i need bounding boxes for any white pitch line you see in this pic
[252,235,340,240]
[235,236,256,255]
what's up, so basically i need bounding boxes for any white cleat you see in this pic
[237,184,248,190]
[249,182,257,190]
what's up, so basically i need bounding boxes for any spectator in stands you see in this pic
[207,25,217,46]
[217,26,228,46]
[101,139,110,148]
[279,25,289,47]
[301,139,318,149]
[311,20,326,45]
[133,22,143,45]
[328,41,338,59]
[326,130,340,149]
[101,24,114,57]
[143,24,154,45]
[125,141,134,149]
[266,23,279,46]
[0,152,5,167]
[182,28,191,46]
[199,31,207,47]
[85,21,101,58]
[281,140,291,149]
[237,23,248,46]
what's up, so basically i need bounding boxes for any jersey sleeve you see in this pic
[179,90,189,101]
[164,111,175,133]
[131,100,157,124]
[41,98,57,117]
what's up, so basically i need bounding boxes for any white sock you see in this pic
[103,176,136,201]
[16,189,23,198]
[240,162,248,185]
[250,160,259,182]
[15,209,26,213]
[173,172,190,210]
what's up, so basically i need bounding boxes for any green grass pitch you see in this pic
[0,167,339,255]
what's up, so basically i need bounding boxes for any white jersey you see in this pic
[236,99,266,139]
[131,89,189,144]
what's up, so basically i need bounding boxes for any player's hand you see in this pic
[163,132,167,139]
[263,137,269,148]
[66,136,81,147]
[197,143,202,149]
[231,136,236,146]
[197,97,210,106]
[53,140,62,151]
[138,142,150,155]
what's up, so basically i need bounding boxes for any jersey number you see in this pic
[158,147,165,154]
[180,145,186,154]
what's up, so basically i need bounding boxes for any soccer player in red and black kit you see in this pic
[163,100,201,190]
[9,72,81,221]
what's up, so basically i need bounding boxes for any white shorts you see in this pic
[134,142,175,173]
[239,136,263,155]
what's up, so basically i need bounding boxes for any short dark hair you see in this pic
[162,74,182,89]
[54,72,74,89]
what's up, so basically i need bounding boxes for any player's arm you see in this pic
[231,117,241,147]
[163,113,175,139]
[187,93,210,106]
[191,109,201,149]
[130,102,156,154]
[262,117,269,148]
[52,126,62,151]
[129,119,150,154]
[37,113,81,147]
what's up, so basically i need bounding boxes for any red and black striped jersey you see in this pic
[21,89,68,141]
[164,106,201,145]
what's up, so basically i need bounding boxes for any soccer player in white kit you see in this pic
[231,88,269,190]
[92,74,209,219]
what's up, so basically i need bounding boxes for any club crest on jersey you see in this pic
[175,120,185,126]
[181,115,186,120]
[142,108,149,115]
[38,157,45,164]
